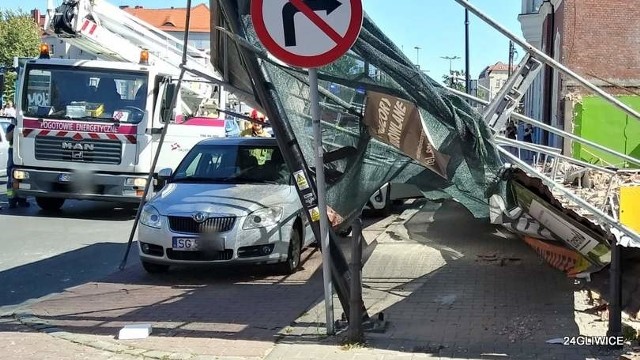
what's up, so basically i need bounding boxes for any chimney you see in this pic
[30,9,41,24]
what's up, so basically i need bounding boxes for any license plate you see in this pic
[58,173,72,182]
[172,237,199,251]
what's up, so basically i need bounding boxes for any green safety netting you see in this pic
[211,0,505,227]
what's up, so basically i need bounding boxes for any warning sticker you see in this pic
[309,206,320,222]
[293,170,309,190]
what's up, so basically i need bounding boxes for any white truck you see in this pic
[10,0,229,211]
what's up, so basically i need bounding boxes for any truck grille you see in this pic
[35,136,122,165]
[168,216,236,234]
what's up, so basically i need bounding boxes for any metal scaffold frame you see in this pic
[452,0,639,340]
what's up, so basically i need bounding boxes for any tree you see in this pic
[442,69,466,92]
[0,9,41,103]
[321,54,360,77]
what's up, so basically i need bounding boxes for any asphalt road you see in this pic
[0,182,139,315]
[0,173,390,317]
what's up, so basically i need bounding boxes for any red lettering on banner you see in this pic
[23,119,137,135]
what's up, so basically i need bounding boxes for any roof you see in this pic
[478,61,516,78]
[121,4,210,33]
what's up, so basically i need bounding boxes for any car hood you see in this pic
[149,183,295,217]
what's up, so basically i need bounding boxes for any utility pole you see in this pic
[464,5,470,94]
[414,46,421,70]
[441,55,460,87]
[508,41,516,77]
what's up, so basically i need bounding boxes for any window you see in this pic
[22,64,148,123]
[173,144,288,184]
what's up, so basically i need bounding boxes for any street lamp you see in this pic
[414,46,421,70]
[464,5,470,94]
[441,55,461,86]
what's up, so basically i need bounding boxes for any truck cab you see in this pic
[11,55,225,211]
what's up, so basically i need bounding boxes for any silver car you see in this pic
[137,137,315,274]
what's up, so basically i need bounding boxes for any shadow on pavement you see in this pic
[0,198,138,222]
[0,242,130,312]
[323,200,620,359]
[23,245,325,353]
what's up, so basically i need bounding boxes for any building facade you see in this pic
[519,0,640,163]
[478,62,515,101]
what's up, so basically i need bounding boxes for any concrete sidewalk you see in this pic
[266,200,624,360]
[4,199,631,359]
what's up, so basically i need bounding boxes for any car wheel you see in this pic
[375,186,392,217]
[141,261,169,274]
[35,197,65,212]
[279,229,302,274]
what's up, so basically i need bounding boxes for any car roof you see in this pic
[197,137,278,147]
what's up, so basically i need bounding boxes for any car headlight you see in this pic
[243,207,283,230]
[140,205,162,228]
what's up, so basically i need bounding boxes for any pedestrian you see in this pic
[523,124,534,164]
[240,110,270,138]
[505,120,518,157]
[523,124,533,143]
[5,116,30,208]
[3,101,16,118]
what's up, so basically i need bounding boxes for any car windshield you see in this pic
[173,144,290,185]
[21,64,148,123]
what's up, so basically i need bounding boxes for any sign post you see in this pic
[251,0,363,335]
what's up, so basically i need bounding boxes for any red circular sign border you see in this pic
[251,0,363,68]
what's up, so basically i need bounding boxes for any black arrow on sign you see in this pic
[282,0,342,47]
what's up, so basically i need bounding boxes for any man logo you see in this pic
[192,212,208,223]
[62,142,95,151]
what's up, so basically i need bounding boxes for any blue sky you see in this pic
[3,0,524,81]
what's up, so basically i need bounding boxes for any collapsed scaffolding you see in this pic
[109,0,640,338]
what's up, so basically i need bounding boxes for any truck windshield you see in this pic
[21,65,148,124]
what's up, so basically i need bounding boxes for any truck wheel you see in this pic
[35,197,65,212]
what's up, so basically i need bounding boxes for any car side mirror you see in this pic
[158,168,173,181]
[156,168,173,189]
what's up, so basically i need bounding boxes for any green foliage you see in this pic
[442,69,466,92]
[321,55,360,77]
[0,9,41,103]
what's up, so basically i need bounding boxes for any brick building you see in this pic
[519,0,640,164]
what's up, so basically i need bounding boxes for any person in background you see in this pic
[523,124,533,143]
[523,123,534,164]
[5,116,30,208]
[505,120,519,157]
[3,101,16,118]
[240,110,270,138]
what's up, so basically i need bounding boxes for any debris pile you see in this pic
[497,315,543,342]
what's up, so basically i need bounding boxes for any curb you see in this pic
[13,311,262,360]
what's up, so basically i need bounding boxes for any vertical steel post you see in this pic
[607,238,622,341]
[348,216,364,342]
[464,7,470,93]
[309,68,334,335]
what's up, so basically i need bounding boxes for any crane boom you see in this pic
[43,0,221,82]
